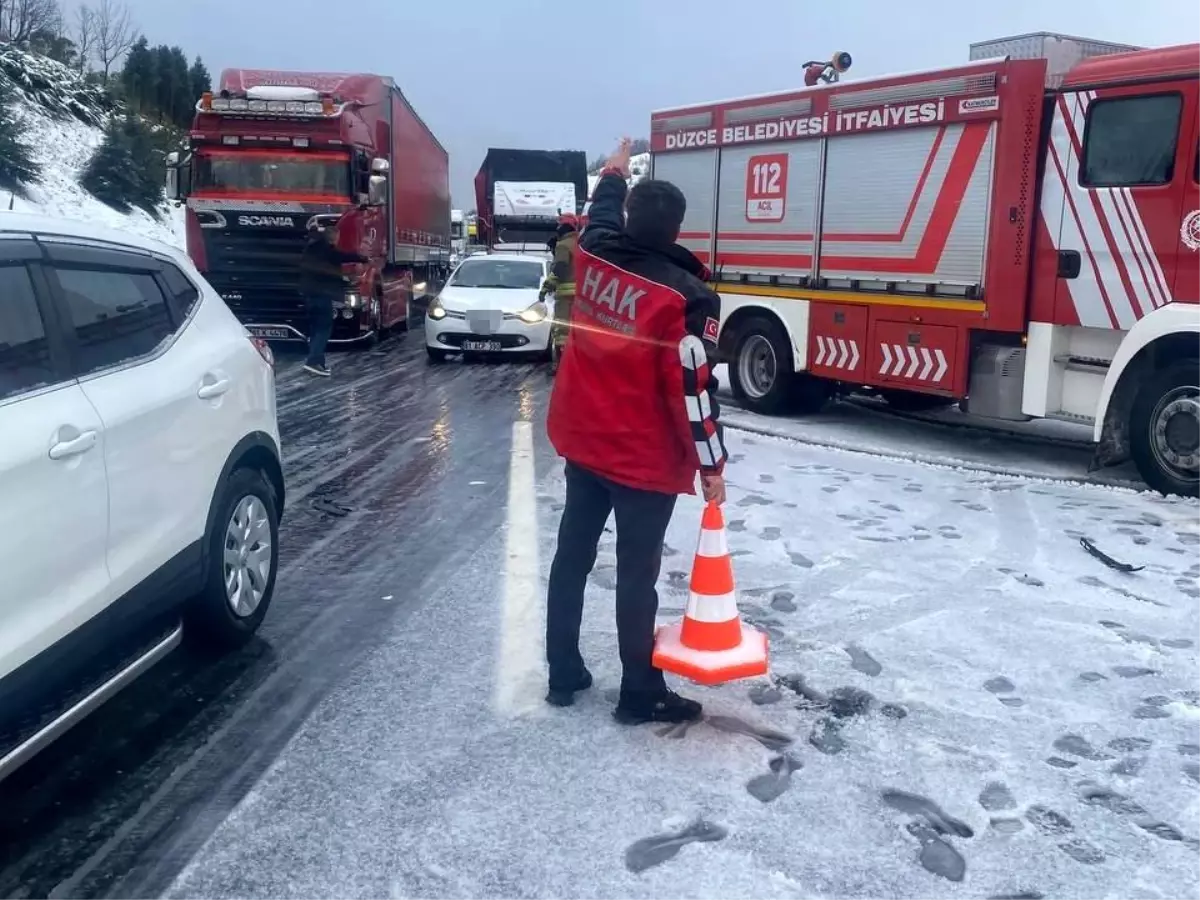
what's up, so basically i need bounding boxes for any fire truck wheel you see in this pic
[1130,359,1200,498]
[729,316,824,415]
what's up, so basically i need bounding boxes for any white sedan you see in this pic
[425,253,553,363]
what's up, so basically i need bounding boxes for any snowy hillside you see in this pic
[0,43,182,248]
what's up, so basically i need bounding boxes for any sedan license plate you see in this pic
[249,326,291,339]
[462,340,502,352]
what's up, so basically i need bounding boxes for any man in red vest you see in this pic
[544,138,728,725]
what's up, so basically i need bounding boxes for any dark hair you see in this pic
[625,179,686,249]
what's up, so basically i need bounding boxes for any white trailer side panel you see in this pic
[650,149,717,263]
[818,122,995,291]
[714,140,822,279]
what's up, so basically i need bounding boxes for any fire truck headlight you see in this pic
[344,292,362,309]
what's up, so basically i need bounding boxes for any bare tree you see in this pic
[93,0,135,79]
[0,0,62,43]
[72,4,96,75]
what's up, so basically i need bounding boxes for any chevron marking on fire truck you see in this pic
[815,336,860,371]
[880,343,947,383]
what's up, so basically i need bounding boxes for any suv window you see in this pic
[1081,93,1182,188]
[0,264,55,402]
[159,261,201,320]
[53,267,174,375]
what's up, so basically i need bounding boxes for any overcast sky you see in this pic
[99,0,1198,207]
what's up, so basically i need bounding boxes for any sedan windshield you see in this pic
[193,150,351,198]
[449,259,543,289]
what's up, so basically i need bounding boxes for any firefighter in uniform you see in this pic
[539,213,580,372]
[543,138,728,725]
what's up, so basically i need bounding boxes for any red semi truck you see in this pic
[650,34,1200,496]
[167,69,450,345]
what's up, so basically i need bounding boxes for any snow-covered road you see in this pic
[161,426,1199,900]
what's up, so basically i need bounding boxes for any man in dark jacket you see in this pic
[299,221,363,376]
[544,139,728,725]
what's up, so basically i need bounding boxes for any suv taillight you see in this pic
[250,337,275,367]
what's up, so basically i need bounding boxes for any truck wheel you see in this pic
[1129,358,1199,497]
[729,316,827,415]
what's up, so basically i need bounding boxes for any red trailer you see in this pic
[168,69,450,345]
[650,34,1200,495]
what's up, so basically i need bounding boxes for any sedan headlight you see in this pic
[518,301,548,324]
[428,298,447,320]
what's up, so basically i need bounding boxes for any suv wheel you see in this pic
[187,467,280,649]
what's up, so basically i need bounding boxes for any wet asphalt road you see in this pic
[0,328,558,899]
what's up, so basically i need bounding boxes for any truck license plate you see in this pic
[249,326,291,339]
[462,340,501,352]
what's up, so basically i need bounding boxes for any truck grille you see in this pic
[201,227,313,322]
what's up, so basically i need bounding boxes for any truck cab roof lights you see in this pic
[197,97,339,118]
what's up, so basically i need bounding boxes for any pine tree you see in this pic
[151,45,174,122]
[188,56,211,105]
[120,36,153,111]
[80,119,138,212]
[0,78,42,195]
[167,47,191,127]
[127,114,165,212]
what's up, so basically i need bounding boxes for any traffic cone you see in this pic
[652,501,768,685]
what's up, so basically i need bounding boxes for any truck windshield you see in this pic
[193,150,351,198]
[450,258,543,289]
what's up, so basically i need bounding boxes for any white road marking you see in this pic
[495,420,546,716]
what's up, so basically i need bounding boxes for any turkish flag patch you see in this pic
[703,317,719,342]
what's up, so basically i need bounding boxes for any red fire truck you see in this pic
[650,34,1199,496]
[167,69,451,346]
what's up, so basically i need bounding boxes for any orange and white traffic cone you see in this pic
[652,501,768,685]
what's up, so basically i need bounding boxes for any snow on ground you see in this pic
[3,101,185,248]
[163,429,1199,899]
[713,365,1147,490]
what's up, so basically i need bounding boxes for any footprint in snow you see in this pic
[759,526,782,541]
[983,676,1025,707]
[623,819,728,873]
[844,644,882,676]
[758,473,775,484]
[1080,781,1192,844]
[727,519,747,533]
[881,790,973,882]
[769,591,796,613]
[746,754,802,803]
[706,714,794,751]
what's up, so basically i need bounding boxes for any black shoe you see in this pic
[304,363,331,377]
[545,669,593,707]
[613,689,702,725]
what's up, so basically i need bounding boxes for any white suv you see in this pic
[0,214,285,780]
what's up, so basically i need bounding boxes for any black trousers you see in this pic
[546,461,678,697]
[305,294,334,367]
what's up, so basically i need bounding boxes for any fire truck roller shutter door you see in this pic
[817,121,995,293]
[649,148,718,267]
[714,141,822,281]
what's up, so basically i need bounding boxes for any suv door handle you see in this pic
[197,378,231,399]
[48,430,98,460]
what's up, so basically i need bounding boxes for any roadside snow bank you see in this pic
[0,42,183,248]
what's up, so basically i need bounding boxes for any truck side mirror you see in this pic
[165,150,192,203]
[368,174,388,207]
[370,157,390,175]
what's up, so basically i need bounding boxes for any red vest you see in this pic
[547,246,701,496]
